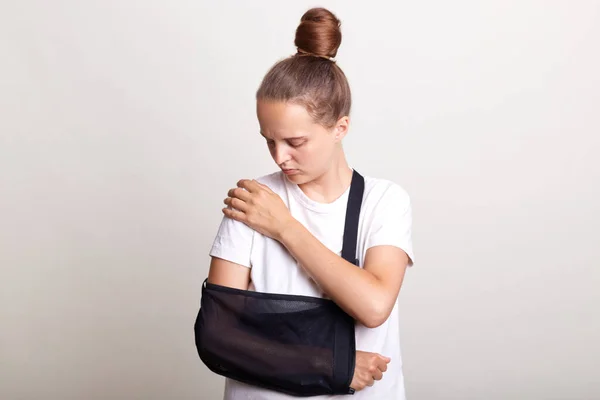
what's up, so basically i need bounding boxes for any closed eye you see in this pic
[287,140,306,148]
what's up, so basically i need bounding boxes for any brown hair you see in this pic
[256,8,352,129]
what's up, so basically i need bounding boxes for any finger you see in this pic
[255,180,274,193]
[373,368,383,381]
[237,179,261,193]
[224,197,248,212]
[379,354,391,363]
[376,356,389,372]
[222,207,246,222]
[227,187,252,202]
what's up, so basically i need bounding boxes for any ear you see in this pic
[333,116,350,142]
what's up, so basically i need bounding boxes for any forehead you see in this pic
[256,100,317,137]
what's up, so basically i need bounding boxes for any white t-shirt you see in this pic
[209,170,415,400]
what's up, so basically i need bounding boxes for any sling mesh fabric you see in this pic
[195,282,355,395]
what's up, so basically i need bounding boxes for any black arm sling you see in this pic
[194,170,365,396]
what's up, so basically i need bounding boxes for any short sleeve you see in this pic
[209,213,255,268]
[365,184,415,266]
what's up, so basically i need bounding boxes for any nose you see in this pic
[272,143,291,165]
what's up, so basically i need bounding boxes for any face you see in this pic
[256,100,349,184]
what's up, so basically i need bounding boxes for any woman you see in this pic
[207,7,414,399]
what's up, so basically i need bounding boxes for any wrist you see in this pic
[277,217,300,244]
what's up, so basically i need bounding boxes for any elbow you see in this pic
[358,302,392,329]
[361,314,388,329]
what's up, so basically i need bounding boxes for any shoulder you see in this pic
[254,171,287,194]
[359,173,415,264]
[362,174,411,212]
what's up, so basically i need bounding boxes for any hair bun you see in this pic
[294,8,342,59]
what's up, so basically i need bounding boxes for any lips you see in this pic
[282,169,299,175]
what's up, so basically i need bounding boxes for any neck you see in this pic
[298,152,353,204]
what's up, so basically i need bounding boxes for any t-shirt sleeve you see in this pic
[364,184,415,266]
[209,213,254,268]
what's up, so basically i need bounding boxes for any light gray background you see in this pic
[1,1,599,399]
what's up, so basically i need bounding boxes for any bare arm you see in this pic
[207,256,251,289]
[279,221,409,328]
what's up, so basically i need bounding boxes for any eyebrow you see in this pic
[259,132,307,141]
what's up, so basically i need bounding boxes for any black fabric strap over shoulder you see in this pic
[194,170,365,396]
[342,169,365,266]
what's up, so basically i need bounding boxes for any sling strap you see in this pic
[342,169,365,266]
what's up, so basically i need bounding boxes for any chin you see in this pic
[284,172,307,184]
